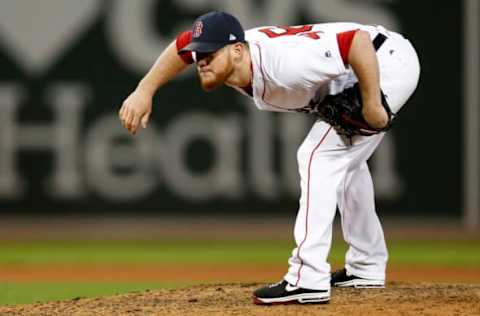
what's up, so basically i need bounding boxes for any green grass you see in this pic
[0,239,294,265]
[0,238,478,306]
[385,240,480,266]
[0,282,179,306]
[0,239,478,266]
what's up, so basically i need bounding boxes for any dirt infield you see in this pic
[0,265,479,315]
[0,264,479,283]
[1,282,479,316]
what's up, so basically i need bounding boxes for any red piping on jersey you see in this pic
[336,29,358,65]
[252,43,268,102]
[252,42,303,111]
[176,31,194,64]
[295,126,333,287]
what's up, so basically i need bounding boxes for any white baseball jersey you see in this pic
[235,23,394,113]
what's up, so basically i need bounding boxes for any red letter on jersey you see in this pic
[258,25,314,38]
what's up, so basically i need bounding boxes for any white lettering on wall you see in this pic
[46,84,87,198]
[304,0,400,30]
[161,112,243,200]
[371,134,404,199]
[84,115,157,201]
[247,106,279,199]
[279,114,311,197]
[0,84,24,198]
[0,84,86,199]
[0,0,404,202]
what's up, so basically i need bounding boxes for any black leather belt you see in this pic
[373,33,387,51]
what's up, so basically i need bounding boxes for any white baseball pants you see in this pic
[284,31,420,290]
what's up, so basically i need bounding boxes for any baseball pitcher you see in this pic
[119,11,420,305]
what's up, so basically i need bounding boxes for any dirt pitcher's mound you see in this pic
[1,282,479,316]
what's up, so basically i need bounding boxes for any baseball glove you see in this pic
[312,83,394,137]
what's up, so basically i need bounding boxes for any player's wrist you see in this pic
[362,106,388,129]
[137,79,157,98]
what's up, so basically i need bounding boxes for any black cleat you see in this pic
[331,268,385,288]
[252,280,330,305]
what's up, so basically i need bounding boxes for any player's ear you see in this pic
[231,42,243,60]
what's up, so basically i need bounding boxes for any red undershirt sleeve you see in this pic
[336,29,359,65]
[176,31,194,64]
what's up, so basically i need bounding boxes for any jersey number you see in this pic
[258,25,322,40]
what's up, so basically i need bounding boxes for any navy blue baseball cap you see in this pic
[178,11,246,54]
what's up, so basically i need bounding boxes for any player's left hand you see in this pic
[119,88,153,135]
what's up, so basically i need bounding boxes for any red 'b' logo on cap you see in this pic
[193,21,203,38]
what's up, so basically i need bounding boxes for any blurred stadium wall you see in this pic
[0,1,476,225]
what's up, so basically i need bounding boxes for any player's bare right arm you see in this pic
[347,30,389,129]
[119,39,190,135]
